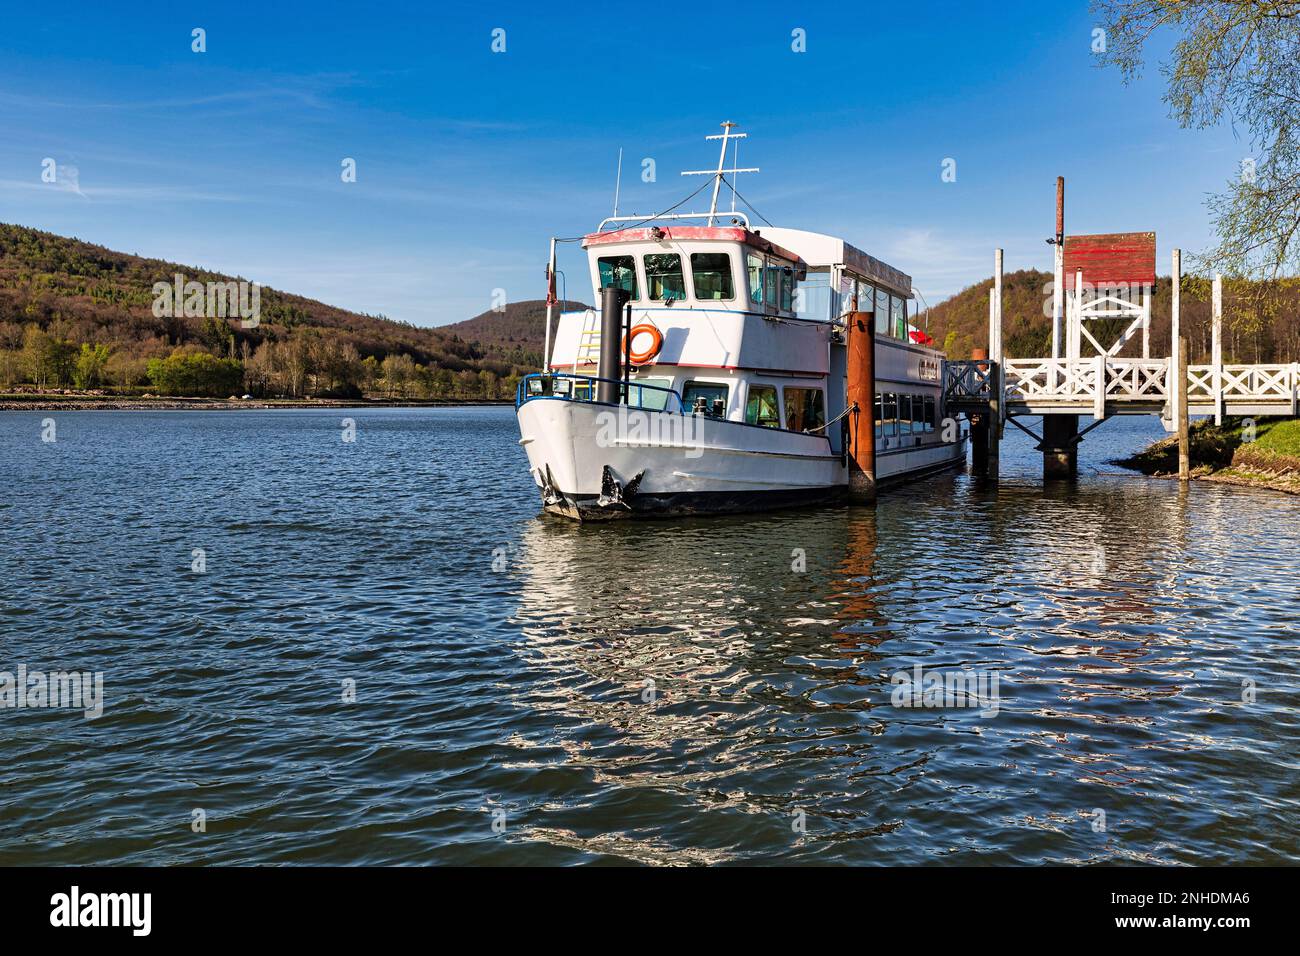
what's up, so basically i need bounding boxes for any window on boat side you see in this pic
[628,376,675,412]
[860,283,890,336]
[875,288,891,337]
[899,394,915,435]
[882,392,898,437]
[784,387,825,433]
[598,256,639,299]
[892,296,907,339]
[747,254,764,303]
[924,396,937,433]
[763,261,780,308]
[645,253,686,301]
[795,271,831,321]
[838,275,855,317]
[745,384,781,427]
[690,253,734,300]
[682,381,729,417]
[874,392,885,439]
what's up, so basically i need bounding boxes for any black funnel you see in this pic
[599,285,631,404]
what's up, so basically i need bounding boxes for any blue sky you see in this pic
[0,0,1249,326]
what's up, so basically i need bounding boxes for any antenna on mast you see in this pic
[612,147,624,217]
[730,136,739,213]
[682,121,759,226]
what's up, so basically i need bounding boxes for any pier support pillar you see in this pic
[1042,414,1079,480]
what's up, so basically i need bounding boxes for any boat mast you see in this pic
[682,121,759,227]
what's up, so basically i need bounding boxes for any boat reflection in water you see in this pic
[507,507,899,863]
[501,473,1299,865]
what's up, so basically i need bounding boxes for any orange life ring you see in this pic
[623,324,663,366]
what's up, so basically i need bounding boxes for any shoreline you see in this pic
[1111,418,1300,495]
[0,394,514,411]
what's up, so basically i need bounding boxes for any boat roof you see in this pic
[756,227,912,297]
[582,226,806,268]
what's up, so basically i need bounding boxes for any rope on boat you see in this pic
[804,402,858,434]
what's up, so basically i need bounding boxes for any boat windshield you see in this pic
[598,256,639,298]
[645,254,686,301]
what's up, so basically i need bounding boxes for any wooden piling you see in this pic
[1211,274,1224,425]
[1053,177,1064,361]
[1170,249,1181,428]
[846,310,877,503]
[1178,335,1191,481]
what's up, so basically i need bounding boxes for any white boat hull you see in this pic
[517,399,847,519]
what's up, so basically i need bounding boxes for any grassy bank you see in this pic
[1113,417,1300,494]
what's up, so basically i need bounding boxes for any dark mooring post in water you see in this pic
[598,285,631,405]
[971,411,990,475]
[846,310,877,503]
[1042,414,1080,479]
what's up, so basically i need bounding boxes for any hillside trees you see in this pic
[0,223,551,399]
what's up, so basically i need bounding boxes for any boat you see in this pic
[515,123,967,520]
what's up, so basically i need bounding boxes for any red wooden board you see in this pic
[1062,232,1155,287]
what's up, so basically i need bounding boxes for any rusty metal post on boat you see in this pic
[846,310,877,503]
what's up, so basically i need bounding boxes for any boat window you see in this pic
[780,268,794,311]
[747,254,763,303]
[839,275,855,317]
[745,384,781,427]
[763,261,780,307]
[784,387,825,433]
[795,271,832,321]
[629,375,675,411]
[690,253,734,300]
[892,296,907,339]
[874,392,885,439]
[875,288,891,337]
[924,395,937,433]
[883,392,898,437]
[860,282,888,335]
[899,394,915,435]
[598,256,638,299]
[645,253,686,301]
[683,381,729,417]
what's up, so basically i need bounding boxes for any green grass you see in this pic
[1251,418,1300,456]
[1114,416,1300,478]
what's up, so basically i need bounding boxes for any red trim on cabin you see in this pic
[582,226,805,266]
[550,361,827,378]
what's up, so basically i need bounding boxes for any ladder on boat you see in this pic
[575,309,600,368]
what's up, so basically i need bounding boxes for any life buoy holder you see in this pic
[623,324,663,366]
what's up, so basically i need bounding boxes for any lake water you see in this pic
[1,407,1297,865]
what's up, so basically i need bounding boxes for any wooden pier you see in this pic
[943,240,1299,480]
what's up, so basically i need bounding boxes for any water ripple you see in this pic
[1,408,1297,864]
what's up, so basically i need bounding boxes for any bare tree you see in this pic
[1094,1,1300,279]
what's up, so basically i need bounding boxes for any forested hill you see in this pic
[0,222,576,399]
[441,298,589,361]
[920,269,1300,364]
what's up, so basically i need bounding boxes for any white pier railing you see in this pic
[945,357,1300,420]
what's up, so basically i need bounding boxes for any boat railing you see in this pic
[516,372,687,414]
[595,211,752,232]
